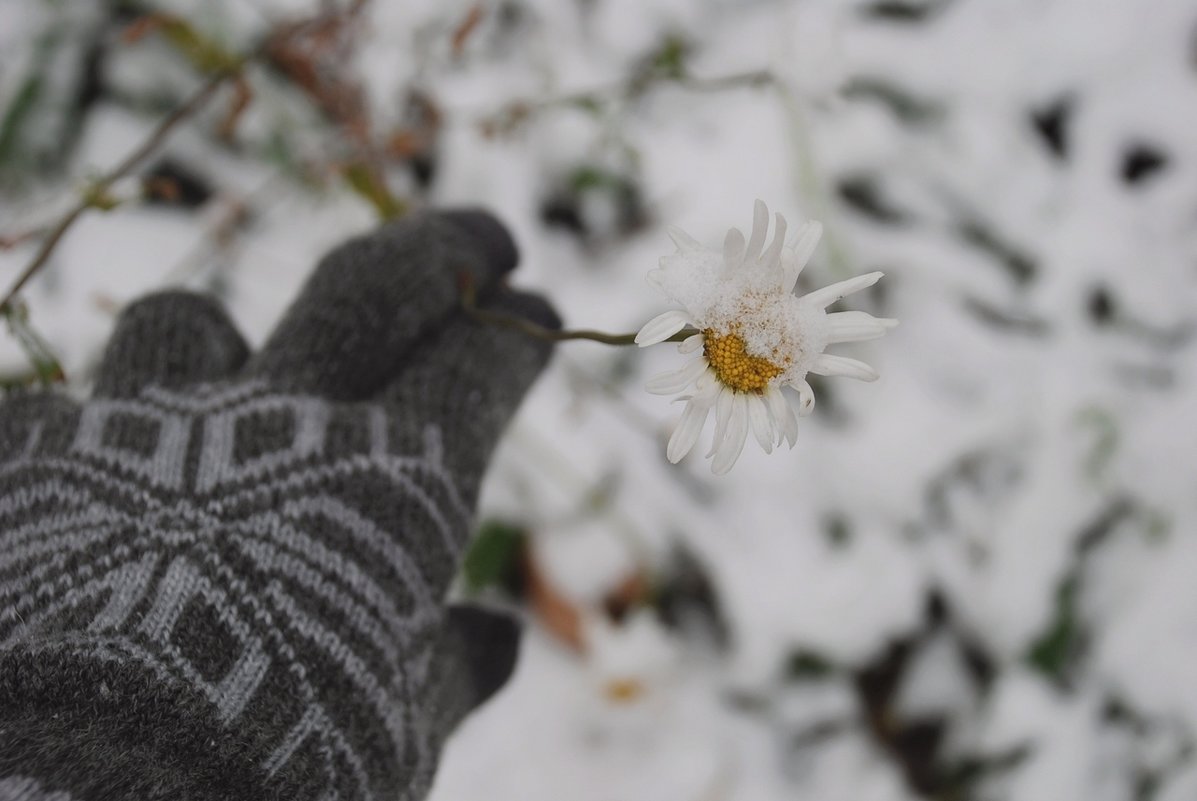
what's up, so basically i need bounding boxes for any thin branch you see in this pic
[0,65,244,316]
[552,68,774,108]
[477,69,776,134]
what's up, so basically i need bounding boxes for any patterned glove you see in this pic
[0,210,557,801]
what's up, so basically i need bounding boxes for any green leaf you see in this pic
[343,162,406,220]
[0,72,44,172]
[786,649,837,681]
[82,181,122,211]
[1077,406,1119,481]
[3,302,65,386]
[1025,574,1081,681]
[156,16,242,75]
[648,35,690,81]
[462,521,527,593]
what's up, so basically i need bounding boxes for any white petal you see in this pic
[695,368,720,394]
[747,393,775,454]
[790,220,823,267]
[723,227,746,268]
[711,393,750,475]
[760,212,788,268]
[744,199,769,264]
[826,311,899,343]
[784,220,823,291]
[645,356,709,394]
[766,386,799,448]
[791,379,816,416]
[809,353,879,381]
[667,226,703,252]
[635,309,692,346]
[667,398,711,463]
[678,333,704,354]
[706,386,735,458]
[801,271,884,309]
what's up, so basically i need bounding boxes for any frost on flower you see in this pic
[637,200,897,474]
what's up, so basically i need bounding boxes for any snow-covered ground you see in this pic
[3,0,1196,798]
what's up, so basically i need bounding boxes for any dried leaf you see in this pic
[452,5,485,56]
[604,677,645,703]
[142,176,180,202]
[217,75,254,142]
[124,14,241,74]
[522,545,586,653]
[602,570,650,622]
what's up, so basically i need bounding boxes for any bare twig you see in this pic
[0,67,242,315]
[0,227,47,251]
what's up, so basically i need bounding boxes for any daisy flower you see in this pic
[636,200,897,474]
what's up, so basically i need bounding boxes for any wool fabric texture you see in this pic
[0,210,557,801]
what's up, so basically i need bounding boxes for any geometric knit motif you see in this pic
[0,380,483,801]
[0,208,556,801]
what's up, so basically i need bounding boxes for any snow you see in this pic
[3,0,1197,798]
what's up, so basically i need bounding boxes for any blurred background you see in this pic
[2,0,1196,798]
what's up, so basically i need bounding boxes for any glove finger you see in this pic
[93,290,250,399]
[421,605,521,754]
[381,288,558,495]
[247,209,519,400]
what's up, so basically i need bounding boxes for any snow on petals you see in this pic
[637,200,897,474]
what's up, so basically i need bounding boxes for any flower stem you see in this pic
[460,279,695,345]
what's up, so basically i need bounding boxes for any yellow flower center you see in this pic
[702,329,785,392]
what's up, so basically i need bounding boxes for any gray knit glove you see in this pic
[0,210,557,801]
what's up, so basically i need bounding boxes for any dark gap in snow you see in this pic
[397,90,441,190]
[539,165,649,247]
[958,633,996,693]
[836,175,911,224]
[854,633,948,795]
[788,720,850,752]
[924,447,1022,533]
[925,589,947,625]
[1076,497,1134,555]
[1121,143,1169,185]
[409,153,436,188]
[1029,96,1072,160]
[75,33,107,115]
[843,77,943,125]
[962,295,1050,335]
[141,158,213,209]
[860,0,955,24]
[1087,285,1116,324]
[1025,501,1132,688]
[540,195,586,236]
[956,219,1038,284]
[786,650,836,681]
[941,745,1033,797]
[1087,287,1196,347]
[656,547,729,650]
[822,512,852,548]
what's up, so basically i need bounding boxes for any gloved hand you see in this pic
[0,210,558,801]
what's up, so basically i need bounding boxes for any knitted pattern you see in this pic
[0,211,556,801]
